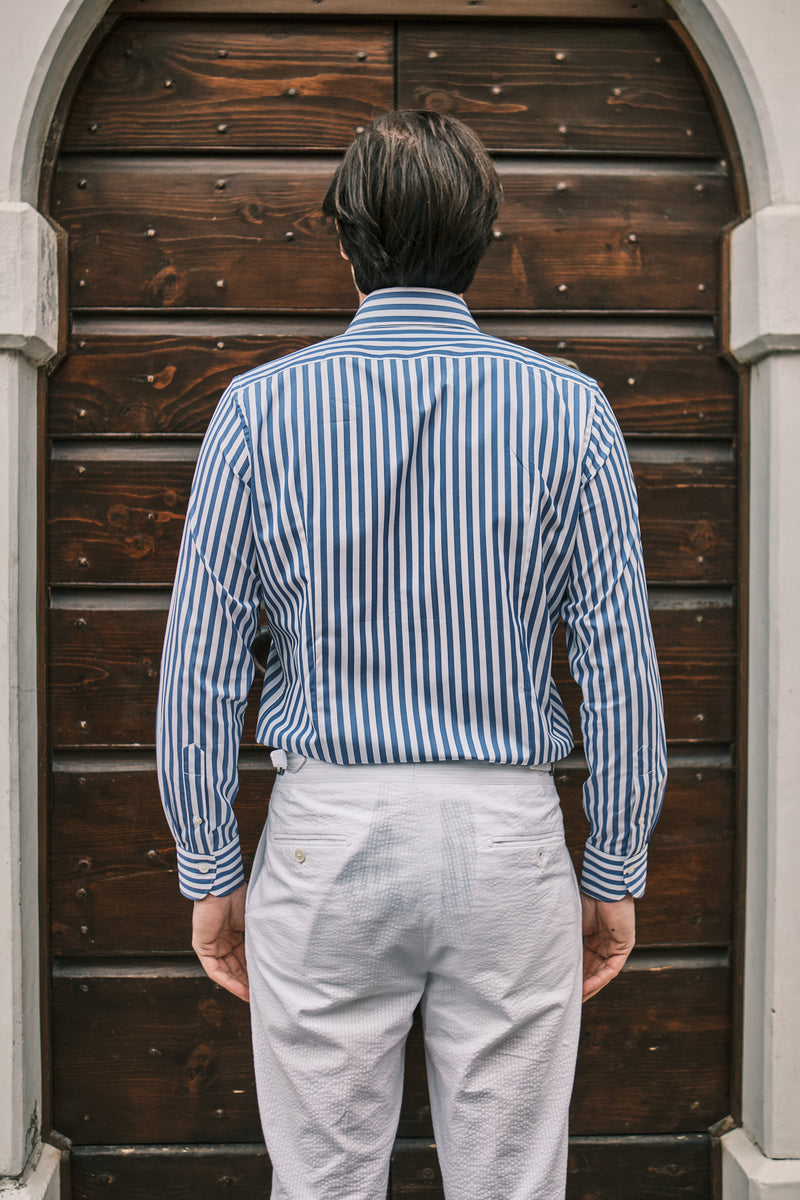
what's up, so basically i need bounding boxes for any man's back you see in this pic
[219,287,594,765]
[160,283,664,903]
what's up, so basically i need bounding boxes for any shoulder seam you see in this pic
[578,388,604,483]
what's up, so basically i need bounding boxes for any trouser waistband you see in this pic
[269,748,554,779]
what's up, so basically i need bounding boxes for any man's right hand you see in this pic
[192,883,250,1003]
[580,892,636,1002]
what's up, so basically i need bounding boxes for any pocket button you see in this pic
[293,848,306,863]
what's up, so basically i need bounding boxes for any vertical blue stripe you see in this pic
[156,287,667,901]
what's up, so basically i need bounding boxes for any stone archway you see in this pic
[0,2,798,1198]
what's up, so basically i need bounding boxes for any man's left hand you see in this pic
[192,882,249,1003]
[580,891,635,1002]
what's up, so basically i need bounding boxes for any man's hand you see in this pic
[192,882,250,1003]
[581,892,635,1002]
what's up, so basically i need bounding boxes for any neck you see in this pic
[355,285,465,307]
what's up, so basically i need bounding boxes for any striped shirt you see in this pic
[156,287,667,903]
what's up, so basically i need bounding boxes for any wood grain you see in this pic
[565,1134,710,1200]
[48,333,737,437]
[46,454,736,584]
[478,164,734,313]
[397,22,721,156]
[52,968,261,1145]
[49,764,274,955]
[52,960,729,1144]
[635,457,736,585]
[46,9,738,1190]
[69,1133,708,1200]
[52,160,735,312]
[48,332,340,435]
[398,961,730,1137]
[46,603,734,748]
[48,457,193,585]
[48,762,734,955]
[510,338,737,437]
[53,158,352,311]
[62,19,393,152]
[555,602,737,742]
[573,959,731,1134]
[390,1134,711,1199]
[70,1145,271,1200]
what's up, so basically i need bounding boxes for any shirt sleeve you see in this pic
[560,388,668,901]
[156,386,262,899]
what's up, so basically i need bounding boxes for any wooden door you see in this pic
[42,4,743,1196]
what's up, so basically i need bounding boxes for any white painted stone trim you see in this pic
[728,206,800,362]
[723,1128,800,1199]
[0,1144,60,1200]
[0,0,798,1197]
[0,350,42,1180]
[0,204,60,365]
[669,0,800,210]
[740,351,800,1161]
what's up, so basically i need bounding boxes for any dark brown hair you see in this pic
[322,110,503,295]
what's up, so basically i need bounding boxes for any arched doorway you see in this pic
[39,3,745,1195]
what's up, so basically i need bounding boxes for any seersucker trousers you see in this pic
[244,750,584,1200]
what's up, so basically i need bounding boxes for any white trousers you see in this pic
[245,753,583,1200]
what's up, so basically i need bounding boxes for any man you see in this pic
[156,110,667,1200]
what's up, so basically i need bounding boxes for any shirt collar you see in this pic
[346,287,480,333]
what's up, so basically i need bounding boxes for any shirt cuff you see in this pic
[580,842,648,901]
[176,839,245,900]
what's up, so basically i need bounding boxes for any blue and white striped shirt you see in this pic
[156,288,666,903]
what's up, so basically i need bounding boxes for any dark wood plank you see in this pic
[566,1135,710,1200]
[70,1133,708,1200]
[399,960,730,1137]
[636,457,736,584]
[391,1142,444,1199]
[47,606,244,749]
[554,602,737,743]
[52,160,735,312]
[47,457,194,585]
[52,968,262,1145]
[48,333,339,435]
[560,763,735,945]
[478,164,735,313]
[62,19,393,153]
[108,0,673,16]
[49,764,275,955]
[46,602,735,748]
[390,1134,711,1199]
[52,959,728,1144]
[71,1145,271,1200]
[53,158,351,311]
[48,762,734,955]
[397,22,721,156]
[46,454,736,584]
[512,338,737,437]
[48,334,736,437]
[573,960,731,1134]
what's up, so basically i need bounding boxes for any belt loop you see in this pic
[270,748,288,775]
[527,761,554,774]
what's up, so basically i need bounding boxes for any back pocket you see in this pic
[489,832,564,848]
